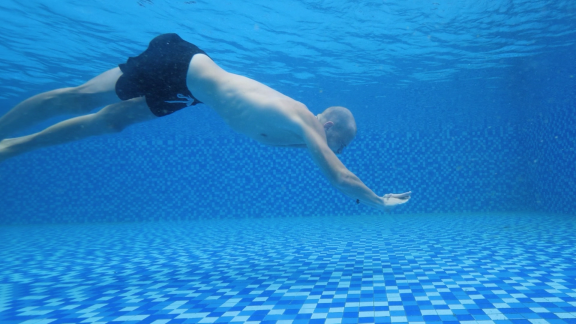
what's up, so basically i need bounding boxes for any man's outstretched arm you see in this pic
[296,115,411,210]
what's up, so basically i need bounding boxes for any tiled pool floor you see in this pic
[0,212,575,324]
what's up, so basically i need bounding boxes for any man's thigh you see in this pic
[97,97,158,131]
[74,67,123,105]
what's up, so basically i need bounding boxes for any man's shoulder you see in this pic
[278,102,323,138]
[278,100,312,125]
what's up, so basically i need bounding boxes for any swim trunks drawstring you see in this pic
[165,93,195,106]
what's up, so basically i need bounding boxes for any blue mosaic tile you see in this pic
[0,124,533,225]
[521,102,576,215]
[1,212,576,323]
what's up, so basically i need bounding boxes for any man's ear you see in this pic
[323,121,334,131]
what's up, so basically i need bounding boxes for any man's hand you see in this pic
[382,191,412,208]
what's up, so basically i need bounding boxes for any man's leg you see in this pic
[0,97,156,162]
[0,67,123,141]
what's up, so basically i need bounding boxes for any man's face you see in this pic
[327,131,352,155]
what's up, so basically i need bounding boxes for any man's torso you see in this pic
[185,54,312,148]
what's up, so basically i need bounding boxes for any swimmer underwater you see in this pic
[0,33,411,210]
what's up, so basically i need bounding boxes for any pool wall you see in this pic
[0,53,574,225]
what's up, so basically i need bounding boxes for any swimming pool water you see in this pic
[1,0,576,323]
[1,0,576,221]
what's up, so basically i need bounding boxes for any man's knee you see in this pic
[42,87,77,107]
[96,100,146,133]
[70,84,114,112]
[43,87,99,115]
[96,109,127,133]
[50,82,119,115]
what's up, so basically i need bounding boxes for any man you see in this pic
[0,33,411,210]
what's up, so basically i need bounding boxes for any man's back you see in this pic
[186,53,313,148]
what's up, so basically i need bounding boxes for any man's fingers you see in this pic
[394,192,411,199]
[387,197,409,205]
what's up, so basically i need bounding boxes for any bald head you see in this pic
[317,106,357,154]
